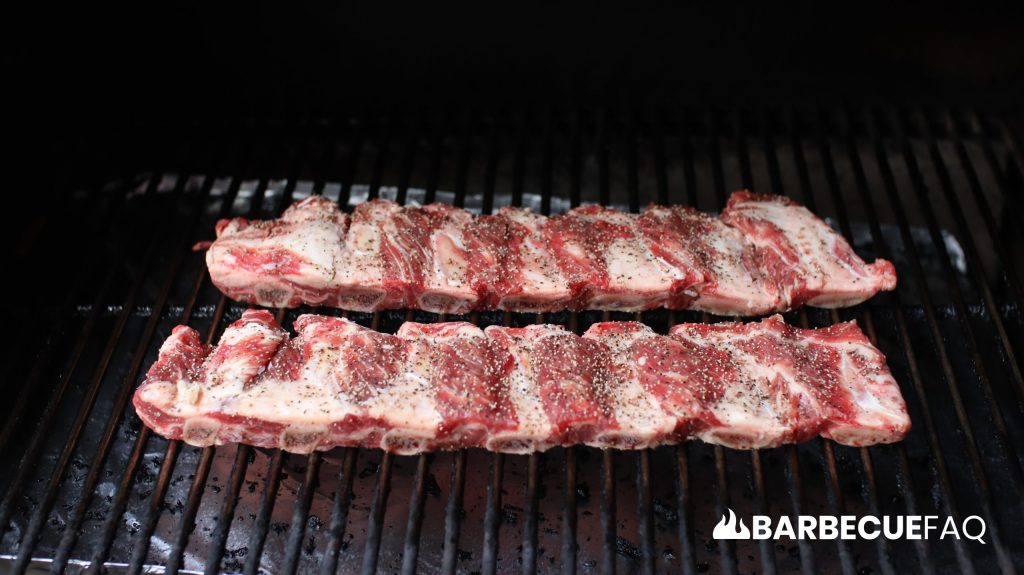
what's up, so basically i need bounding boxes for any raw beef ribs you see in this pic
[134,311,911,454]
[204,190,896,315]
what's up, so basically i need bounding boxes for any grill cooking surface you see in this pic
[2,108,1023,574]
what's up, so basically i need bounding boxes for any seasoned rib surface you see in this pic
[134,310,911,454]
[205,190,896,315]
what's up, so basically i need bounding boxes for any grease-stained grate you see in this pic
[1,108,1023,574]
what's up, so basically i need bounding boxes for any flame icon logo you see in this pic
[713,508,752,539]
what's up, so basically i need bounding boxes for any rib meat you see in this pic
[720,191,897,308]
[205,196,348,308]
[203,190,896,315]
[636,205,779,314]
[545,205,680,310]
[134,310,911,454]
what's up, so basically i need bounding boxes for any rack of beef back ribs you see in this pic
[2,107,1023,574]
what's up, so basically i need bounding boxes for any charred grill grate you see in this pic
[2,107,1024,574]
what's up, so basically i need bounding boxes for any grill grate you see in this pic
[2,107,1024,574]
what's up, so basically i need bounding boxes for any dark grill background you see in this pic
[1,106,1023,574]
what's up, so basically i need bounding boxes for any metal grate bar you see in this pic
[762,110,784,195]
[400,453,431,575]
[707,108,727,205]
[560,447,577,575]
[523,452,541,574]
[564,310,585,573]
[439,451,467,575]
[122,442,182,575]
[678,109,698,206]
[480,450,506,575]
[423,110,446,205]
[596,114,617,574]
[673,114,718,575]
[673,433,696,575]
[394,110,421,206]
[653,110,669,206]
[713,447,738,575]
[203,445,252,574]
[599,449,617,575]
[511,111,527,209]
[818,437,856,575]
[782,109,831,568]
[243,451,286,575]
[748,451,776,575]
[570,109,583,208]
[480,113,501,216]
[367,114,393,201]
[626,112,640,211]
[636,450,655,575]
[282,452,324,575]
[369,114,442,573]
[319,448,357,575]
[338,114,366,208]
[842,109,974,575]
[598,109,610,206]
[165,447,216,575]
[785,447,816,575]
[540,109,554,216]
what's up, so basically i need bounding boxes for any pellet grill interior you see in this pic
[2,106,1024,574]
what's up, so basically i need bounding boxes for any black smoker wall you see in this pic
[8,4,1024,131]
